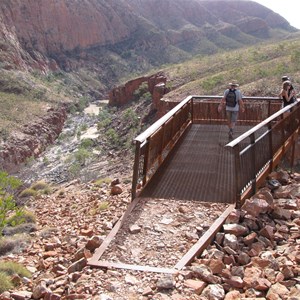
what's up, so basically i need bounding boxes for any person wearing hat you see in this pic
[220,80,245,139]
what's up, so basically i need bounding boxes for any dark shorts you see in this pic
[226,110,239,123]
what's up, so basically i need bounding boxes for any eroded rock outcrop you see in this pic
[0,106,67,172]
[109,72,168,111]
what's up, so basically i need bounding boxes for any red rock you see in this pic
[259,225,274,241]
[43,251,58,259]
[183,279,206,295]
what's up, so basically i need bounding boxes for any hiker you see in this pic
[220,81,245,139]
[280,76,296,107]
[279,80,296,108]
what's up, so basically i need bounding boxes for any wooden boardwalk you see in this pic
[140,124,264,203]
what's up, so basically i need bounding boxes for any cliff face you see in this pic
[0,0,296,71]
[0,0,137,55]
[0,106,67,173]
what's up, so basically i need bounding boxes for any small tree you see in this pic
[0,171,22,233]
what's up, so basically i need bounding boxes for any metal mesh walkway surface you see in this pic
[140,124,256,203]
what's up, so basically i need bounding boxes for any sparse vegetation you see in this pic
[105,128,120,147]
[0,171,22,233]
[79,138,94,149]
[0,272,12,293]
[7,210,36,226]
[74,148,91,165]
[0,234,30,256]
[94,177,111,186]
[68,162,82,178]
[122,108,140,128]
[30,180,48,191]
[161,35,300,98]
[0,261,31,293]
[28,180,52,195]
[97,108,113,129]
[19,188,37,198]
[0,261,31,277]
[90,201,110,215]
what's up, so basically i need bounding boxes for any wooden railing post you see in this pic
[131,141,141,200]
[268,122,274,171]
[233,145,242,209]
[142,140,150,186]
[191,98,194,123]
[249,133,256,195]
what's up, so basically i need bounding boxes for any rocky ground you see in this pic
[0,165,300,299]
[1,103,300,299]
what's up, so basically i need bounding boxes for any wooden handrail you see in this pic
[134,95,193,144]
[225,100,300,206]
[134,96,283,144]
[226,100,298,147]
[131,95,297,201]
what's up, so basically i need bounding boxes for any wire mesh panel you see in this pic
[191,98,282,125]
[140,124,255,203]
[227,101,300,204]
[239,129,271,192]
[148,128,164,168]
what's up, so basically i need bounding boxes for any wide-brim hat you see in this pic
[229,81,239,87]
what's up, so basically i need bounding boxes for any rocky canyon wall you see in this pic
[0,0,296,70]
[0,106,67,173]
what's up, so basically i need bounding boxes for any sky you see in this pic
[253,0,300,29]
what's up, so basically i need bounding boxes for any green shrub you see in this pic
[0,261,31,293]
[90,201,110,215]
[58,189,65,196]
[41,187,52,195]
[133,82,148,100]
[29,181,52,195]
[30,180,48,191]
[24,155,35,166]
[79,123,88,132]
[105,128,120,147]
[77,97,89,112]
[19,188,37,198]
[122,108,140,128]
[42,156,49,165]
[0,272,13,293]
[0,238,16,256]
[142,91,152,103]
[74,148,90,165]
[98,201,109,210]
[0,171,22,232]
[0,128,9,141]
[291,50,300,65]
[0,261,31,278]
[80,138,94,149]
[94,178,111,186]
[68,163,81,178]
[7,210,36,226]
[201,74,224,92]
[97,108,113,129]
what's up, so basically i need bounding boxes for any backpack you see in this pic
[226,89,237,107]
